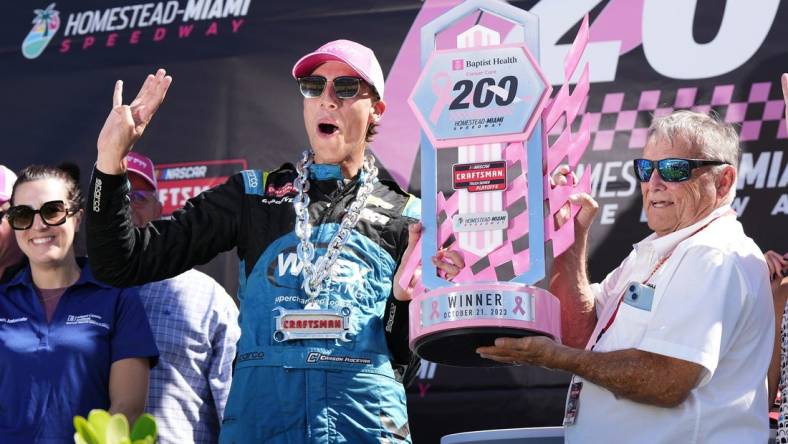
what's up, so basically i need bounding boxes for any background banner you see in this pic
[2,1,786,442]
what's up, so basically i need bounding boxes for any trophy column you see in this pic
[402,0,592,367]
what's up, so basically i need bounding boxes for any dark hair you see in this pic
[366,122,378,143]
[10,164,84,209]
[364,82,381,143]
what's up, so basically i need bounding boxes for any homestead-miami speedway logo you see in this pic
[22,3,61,59]
[22,0,251,59]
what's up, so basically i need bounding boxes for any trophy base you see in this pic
[409,282,561,367]
[413,326,547,367]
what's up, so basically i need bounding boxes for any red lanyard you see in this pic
[590,257,667,349]
[590,211,732,350]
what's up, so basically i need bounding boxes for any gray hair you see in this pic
[647,110,739,202]
[647,110,740,168]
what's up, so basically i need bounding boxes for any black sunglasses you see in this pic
[297,76,369,100]
[128,190,157,204]
[633,158,729,183]
[6,200,78,230]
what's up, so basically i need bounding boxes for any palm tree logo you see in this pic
[22,3,61,60]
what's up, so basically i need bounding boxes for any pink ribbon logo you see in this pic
[429,71,452,125]
[430,300,440,320]
[513,296,526,316]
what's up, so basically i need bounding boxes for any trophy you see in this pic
[399,0,591,366]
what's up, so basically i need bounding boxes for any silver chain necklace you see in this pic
[293,150,378,306]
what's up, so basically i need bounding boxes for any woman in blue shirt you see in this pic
[0,165,159,443]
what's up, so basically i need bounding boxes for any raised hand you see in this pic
[551,164,598,234]
[393,223,423,302]
[432,249,464,281]
[96,69,173,174]
[393,223,466,301]
[764,250,788,282]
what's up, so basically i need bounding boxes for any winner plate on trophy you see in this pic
[400,0,592,367]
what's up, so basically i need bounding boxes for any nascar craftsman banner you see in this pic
[155,159,247,216]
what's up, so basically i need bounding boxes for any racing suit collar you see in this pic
[309,163,370,198]
[309,163,344,181]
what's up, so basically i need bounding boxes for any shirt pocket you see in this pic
[599,302,654,351]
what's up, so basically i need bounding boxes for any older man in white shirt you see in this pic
[478,110,773,443]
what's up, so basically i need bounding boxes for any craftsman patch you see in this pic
[452,161,507,192]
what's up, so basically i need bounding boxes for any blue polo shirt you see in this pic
[0,259,159,443]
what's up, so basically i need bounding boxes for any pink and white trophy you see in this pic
[400,0,592,366]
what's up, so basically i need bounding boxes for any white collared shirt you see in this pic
[565,205,774,444]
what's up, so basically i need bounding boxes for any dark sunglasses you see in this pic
[633,158,729,183]
[6,200,78,230]
[297,76,368,100]
[128,190,157,204]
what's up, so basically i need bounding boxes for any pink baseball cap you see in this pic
[126,152,157,190]
[292,39,385,99]
[0,165,17,204]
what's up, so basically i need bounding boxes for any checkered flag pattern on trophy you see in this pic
[399,0,592,366]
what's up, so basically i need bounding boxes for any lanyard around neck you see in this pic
[590,211,733,350]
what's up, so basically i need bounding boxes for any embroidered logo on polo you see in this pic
[66,314,109,329]
[305,352,372,365]
[0,317,28,324]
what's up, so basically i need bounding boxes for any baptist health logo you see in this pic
[22,3,61,59]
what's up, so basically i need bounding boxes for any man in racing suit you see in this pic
[86,40,463,443]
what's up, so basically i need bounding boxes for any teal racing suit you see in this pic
[86,162,420,443]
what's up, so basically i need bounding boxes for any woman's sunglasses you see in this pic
[633,158,729,183]
[6,200,78,230]
[297,76,370,100]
